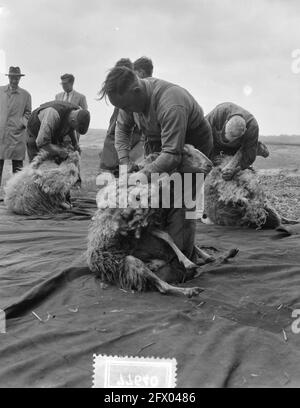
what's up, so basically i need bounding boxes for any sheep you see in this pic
[138,143,213,174]
[4,149,81,215]
[204,155,281,228]
[87,145,238,297]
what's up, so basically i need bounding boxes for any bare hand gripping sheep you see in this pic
[4,150,81,215]
[204,155,282,228]
[87,145,238,297]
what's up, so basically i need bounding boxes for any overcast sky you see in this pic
[0,0,300,135]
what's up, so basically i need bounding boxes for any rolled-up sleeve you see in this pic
[36,108,60,148]
[143,106,187,174]
[115,110,135,162]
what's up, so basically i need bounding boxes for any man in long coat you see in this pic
[0,66,32,186]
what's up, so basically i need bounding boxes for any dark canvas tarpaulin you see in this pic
[0,198,300,388]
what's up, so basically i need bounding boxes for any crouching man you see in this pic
[99,66,213,262]
[206,102,269,180]
[26,100,90,162]
[204,102,280,228]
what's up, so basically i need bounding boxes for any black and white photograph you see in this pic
[0,0,300,391]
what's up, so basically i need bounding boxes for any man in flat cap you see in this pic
[55,73,88,142]
[0,66,32,186]
[206,102,269,180]
[26,100,90,162]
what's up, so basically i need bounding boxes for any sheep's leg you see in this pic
[59,201,72,210]
[194,245,215,263]
[124,256,203,297]
[280,216,300,225]
[150,229,197,270]
[196,245,239,264]
[217,248,239,263]
[208,247,239,265]
[194,248,239,277]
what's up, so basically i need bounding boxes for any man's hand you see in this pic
[213,156,223,166]
[42,144,69,161]
[221,165,240,181]
[222,168,235,181]
[56,147,69,159]
[74,144,81,154]
[119,159,139,173]
[52,146,69,165]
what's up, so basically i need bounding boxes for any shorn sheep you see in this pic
[204,155,281,228]
[87,145,238,297]
[4,149,81,215]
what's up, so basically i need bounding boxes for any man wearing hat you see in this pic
[206,102,269,180]
[0,66,32,186]
[26,100,90,162]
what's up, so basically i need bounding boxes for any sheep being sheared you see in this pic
[4,149,81,215]
[204,155,281,228]
[87,145,238,297]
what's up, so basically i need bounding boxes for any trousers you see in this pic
[0,160,23,186]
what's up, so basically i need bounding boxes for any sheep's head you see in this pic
[178,144,213,174]
[139,145,212,175]
[111,206,152,239]
[97,178,154,239]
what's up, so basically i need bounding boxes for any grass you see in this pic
[258,169,300,219]
[255,144,300,219]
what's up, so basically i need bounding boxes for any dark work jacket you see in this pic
[205,102,259,169]
[27,101,79,145]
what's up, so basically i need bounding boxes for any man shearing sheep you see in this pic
[206,102,269,180]
[26,100,90,162]
[98,66,213,260]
